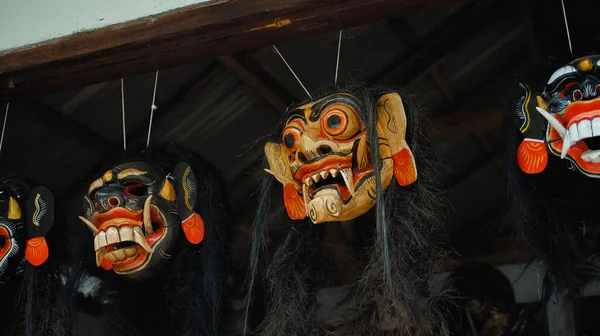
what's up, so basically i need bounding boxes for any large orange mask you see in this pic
[265,92,417,224]
[517,56,600,177]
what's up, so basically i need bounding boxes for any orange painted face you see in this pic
[265,92,418,224]
[516,56,600,177]
[0,185,24,281]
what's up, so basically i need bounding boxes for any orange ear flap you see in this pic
[392,148,418,187]
[25,237,49,266]
[283,183,306,220]
[517,139,548,174]
[182,213,205,245]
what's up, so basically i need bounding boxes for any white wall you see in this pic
[0,0,214,53]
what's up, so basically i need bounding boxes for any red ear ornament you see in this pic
[182,213,205,245]
[517,139,548,174]
[25,237,49,266]
[283,183,306,220]
[392,147,418,187]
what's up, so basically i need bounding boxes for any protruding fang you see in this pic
[561,132,572,159]
[340,168,355,196]
[312,174,320,183]
[133,226,154,252]
[304,178,311,186]
[536,107,567,137]
[320,170,329,179]
[143,196,153,235]
[95,250,103,267]
[79,216,98,233]
[356,135,369,170]
[330,169,338,177]
[302,183,310,212]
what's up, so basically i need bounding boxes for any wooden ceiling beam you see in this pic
[0,0,472,95]
[218,54,295,114]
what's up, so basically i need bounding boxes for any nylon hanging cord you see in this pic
[335,30,343,85]
[272,45,312,99]
[121,78,127,151]
[0,102,9,155]
[146,70,160,148]
[561,0,573,53]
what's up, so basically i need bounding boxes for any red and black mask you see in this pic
[81,161,205,280]
[516,56,600,177]
[0,181,54,282]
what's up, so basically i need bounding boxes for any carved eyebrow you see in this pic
[285,110,306,124]
[309,94,360,122]
[118,169,148,180]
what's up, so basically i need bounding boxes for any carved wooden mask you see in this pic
[81,161,205,280]
[265,92,418,224]
[516,56,600,177]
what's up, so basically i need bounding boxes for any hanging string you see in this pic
[146,70,159,148]
[0,102,9,155]
[560,0,573,53]
[335,30,343,85]
[272,45,312,99]
[121,78,127,151]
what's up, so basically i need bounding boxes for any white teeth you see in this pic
[569,124,580,142]
[320,170,329,179]
[143,196,153,235]
[106,227,120,245]
[119,226,134,242]
[330,169,338,177]
[593,118,600,136]
[340,168,355,196]
[95,231,107,252]
[304,178,312,186]
[579,120,593,139]
[312,174,320,183]
[582,150,600,163]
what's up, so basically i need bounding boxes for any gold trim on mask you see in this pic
[8,197,21,220]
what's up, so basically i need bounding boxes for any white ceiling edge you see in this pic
[0,0,215,53]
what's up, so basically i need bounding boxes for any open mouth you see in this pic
[82,196,167,271]
[563,117,600,162]
[294,137,373,202]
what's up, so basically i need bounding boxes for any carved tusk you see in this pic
[536,107,567,137]
[264,169,301,189]
[143,196,153,235]
[561,132,572,159]
[132,226,154,253]
[340,168,355,196]
[79,216,98,234]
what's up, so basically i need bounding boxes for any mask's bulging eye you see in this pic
[321,104,361,139]
[282,127,302,152]
[124,183,148,197]
[323,109,348,136]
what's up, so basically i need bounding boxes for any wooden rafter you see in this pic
[0,0,473,94]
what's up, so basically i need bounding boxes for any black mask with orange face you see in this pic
[0,177,54,283]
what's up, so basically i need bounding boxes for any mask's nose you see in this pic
[296,131,333,163]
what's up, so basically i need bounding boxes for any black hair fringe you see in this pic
[247,83,449,335]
